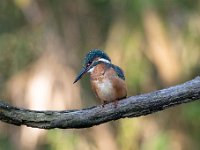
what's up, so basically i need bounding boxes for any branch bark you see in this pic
[0,77,200,129]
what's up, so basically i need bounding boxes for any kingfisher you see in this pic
[73,49,127,106]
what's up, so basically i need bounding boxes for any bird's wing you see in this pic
[111,64,125,80]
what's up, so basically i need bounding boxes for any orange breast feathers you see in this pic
[90,63,127,103]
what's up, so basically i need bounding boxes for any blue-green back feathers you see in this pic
[103,63,125,80]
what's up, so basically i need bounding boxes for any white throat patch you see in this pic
[88,67,95,73]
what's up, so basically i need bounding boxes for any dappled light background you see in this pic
[0,0,200,150]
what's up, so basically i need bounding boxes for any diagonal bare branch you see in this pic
[0,76,200,129]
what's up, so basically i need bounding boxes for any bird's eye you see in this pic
[87,62,91,67]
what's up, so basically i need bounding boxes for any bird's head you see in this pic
[73,49,111,83]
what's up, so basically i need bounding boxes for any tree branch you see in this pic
[0,77,200,129]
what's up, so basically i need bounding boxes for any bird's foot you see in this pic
[113,100,118,108]
[102,101,109,107]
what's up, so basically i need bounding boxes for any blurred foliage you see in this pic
[0,0,200,150]
[0,0,25,34]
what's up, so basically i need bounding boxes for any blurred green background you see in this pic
[0,0,200,150]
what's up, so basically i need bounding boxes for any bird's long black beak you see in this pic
[73,67,87,84]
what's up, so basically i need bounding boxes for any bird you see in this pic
[73,49,127,106]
